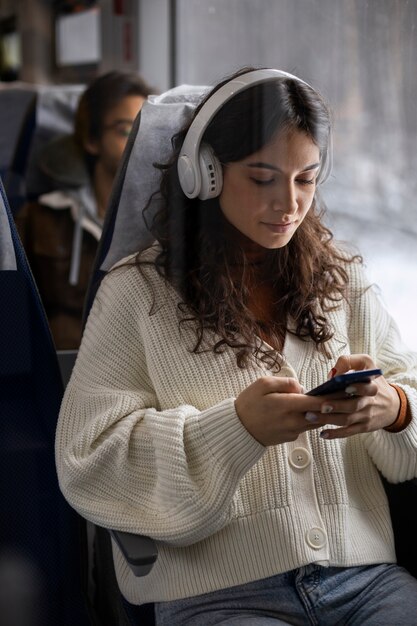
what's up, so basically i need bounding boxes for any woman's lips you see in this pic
[263,221,295,233]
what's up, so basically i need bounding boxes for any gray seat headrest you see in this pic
[101,84,209,271]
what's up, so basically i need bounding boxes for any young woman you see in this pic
[16,70,155,349]
[55,68,417,625]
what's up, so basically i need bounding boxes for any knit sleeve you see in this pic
[55,262,265,547]
[347,262,417,483]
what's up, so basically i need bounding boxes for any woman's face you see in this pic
[86,95,146,177]
[219,127,320,249]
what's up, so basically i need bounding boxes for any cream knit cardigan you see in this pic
[55,251,417,605]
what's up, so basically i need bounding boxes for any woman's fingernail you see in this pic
[321,404,333,414]
[305,412,319,423]
[345,385,357,395]
[320,431,330,439]
[328,368,337,379]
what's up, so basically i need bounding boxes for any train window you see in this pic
[174,0,417,350]
[55,7,101,67]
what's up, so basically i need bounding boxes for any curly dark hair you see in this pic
[136,68,361,370]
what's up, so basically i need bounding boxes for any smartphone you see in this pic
[306,368,383,396]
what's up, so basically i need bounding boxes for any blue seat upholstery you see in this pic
[0,177,91,625]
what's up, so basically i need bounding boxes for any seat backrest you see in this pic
[0,177,91,626]
[4,84,84,216]
[86,84,208,313]
[382,476,417,578]
[80,85,208,626]
[0,83,37,181]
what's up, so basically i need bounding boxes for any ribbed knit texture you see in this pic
[55,252,417,605]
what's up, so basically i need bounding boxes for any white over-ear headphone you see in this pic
[177,68,332,200]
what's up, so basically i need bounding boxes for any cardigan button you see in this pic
[288,447,311,470]
[306,527,327,550]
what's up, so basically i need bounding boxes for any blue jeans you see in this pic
[155,563,417,625]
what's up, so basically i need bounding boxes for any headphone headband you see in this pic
[177,68,331,199]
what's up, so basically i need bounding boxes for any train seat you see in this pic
[4,84,84,216]
[81,84,207,626]
[0,83,36,181]
[85,82,208,310]
[82,83,417,624]
[0,176,91,625]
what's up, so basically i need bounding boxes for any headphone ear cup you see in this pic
[198,143,223,200]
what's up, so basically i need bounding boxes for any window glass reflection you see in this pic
[176,0,417,348]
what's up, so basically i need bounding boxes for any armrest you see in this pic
[109,530,158,577]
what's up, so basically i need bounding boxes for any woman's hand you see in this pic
[315,354,400,440]
[234,354,401,446]
[235,376,323,446]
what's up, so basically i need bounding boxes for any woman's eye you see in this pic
[250,177,275,186]
[297,178,316,186]
[249,176,316,187]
